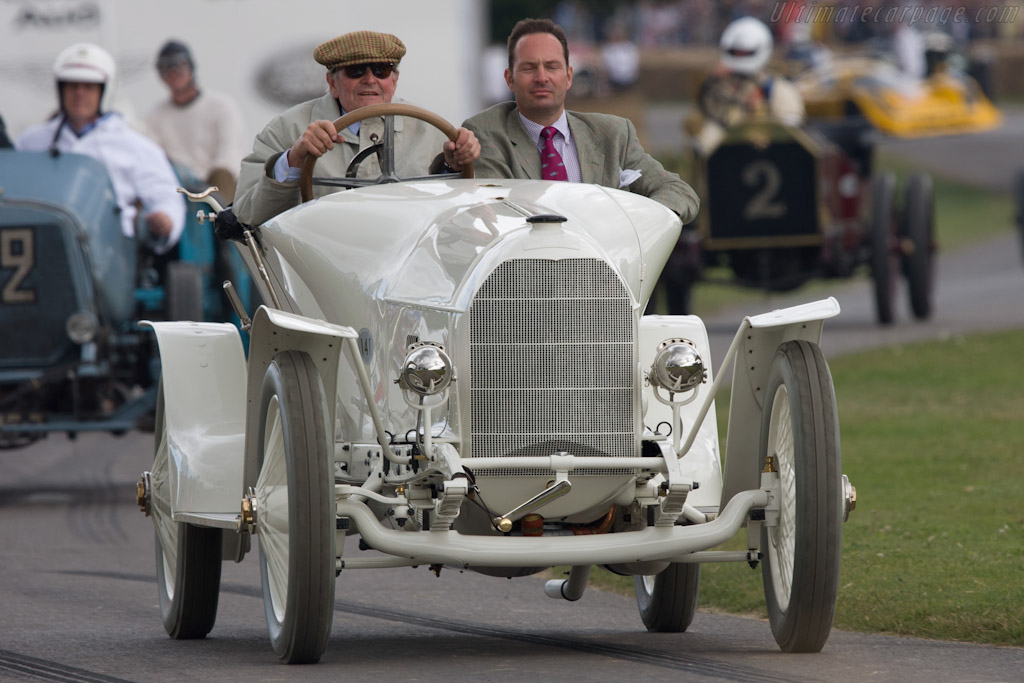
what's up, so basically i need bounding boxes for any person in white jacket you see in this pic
[16,43,185,254]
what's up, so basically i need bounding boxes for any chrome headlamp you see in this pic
[398,342,454,396]
[648,339,705,393]
[65,311,99,344]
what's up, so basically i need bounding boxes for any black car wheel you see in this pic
[870,172,898,325]
[634,562,701,632]
[902,173,935,320]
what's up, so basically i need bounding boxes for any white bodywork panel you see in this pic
[242,306,358,489]
[263,179,681,313]
[259,179,682,450]
[721,297,842,505]
[639,315,723,511]
[143,321,247,515]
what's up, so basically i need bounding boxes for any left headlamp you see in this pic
[648,338,705,393]
[398,342,454,396]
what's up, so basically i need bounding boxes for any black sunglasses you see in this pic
[338,62,395,79]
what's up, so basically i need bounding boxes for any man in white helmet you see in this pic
[692,17,804,152]
[16,43,185,254]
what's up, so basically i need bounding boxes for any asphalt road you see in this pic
[1,431,1022,683]
[703,229,1024,367]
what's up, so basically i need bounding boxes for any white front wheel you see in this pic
[760,340,842,653]
[255,351,335,664]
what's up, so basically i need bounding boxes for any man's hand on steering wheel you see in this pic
[288,120,340,168]
[443,127,480,172]
[299,103,477,202]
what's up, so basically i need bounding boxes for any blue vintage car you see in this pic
[0,150,250,447]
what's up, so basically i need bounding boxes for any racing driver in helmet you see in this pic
[16,43,185,254]
[691,17,805,153]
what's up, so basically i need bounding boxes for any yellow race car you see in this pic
[792,51,1001,138]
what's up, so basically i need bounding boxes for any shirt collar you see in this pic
[518,110,570,145]
[339,107,361,137]
[69,111,113,137]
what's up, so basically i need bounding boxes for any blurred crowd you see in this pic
[548,0,1024,48]
[482,0,1023,100]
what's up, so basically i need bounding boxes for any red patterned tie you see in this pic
[540,126,568,181]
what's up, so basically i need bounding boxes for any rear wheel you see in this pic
[255,351,335,664]
[870,172,898,325]
[903,173,935,320]
[151,383,222,638]
[165,262,204,321]
[634,562,701,632]
[759,341,842,653]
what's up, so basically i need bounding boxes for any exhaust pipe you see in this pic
[544,565,591,601]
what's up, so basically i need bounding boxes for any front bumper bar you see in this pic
[337,488,767,568]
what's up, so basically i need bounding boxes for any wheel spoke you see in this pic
[257,398,290,624]
[155,515,177,598]
[151,416,178,596]
[768,385,796,610]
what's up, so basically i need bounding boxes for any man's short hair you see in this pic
[156,40,194,73]
[507,18,569,71]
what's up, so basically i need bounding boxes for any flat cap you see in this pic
[313,31,406,70]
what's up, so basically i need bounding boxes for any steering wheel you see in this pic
[299,102,475,202]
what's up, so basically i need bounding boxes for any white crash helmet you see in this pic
[53,43,117,110]
[720,17,773,75]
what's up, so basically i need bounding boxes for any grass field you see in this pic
[590,329,1024,646]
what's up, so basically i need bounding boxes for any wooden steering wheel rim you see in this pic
[299,102,474,202]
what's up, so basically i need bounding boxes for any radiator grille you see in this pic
[469,258,636,475]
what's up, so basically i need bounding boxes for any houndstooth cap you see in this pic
[313,31,406,70]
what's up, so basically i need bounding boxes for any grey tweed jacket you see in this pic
[463,102,698,222]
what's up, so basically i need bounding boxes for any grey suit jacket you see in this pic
[463,102,698,222]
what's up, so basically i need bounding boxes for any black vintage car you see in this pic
[661,117,935,325]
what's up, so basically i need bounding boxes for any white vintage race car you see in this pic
[136,104,855,664]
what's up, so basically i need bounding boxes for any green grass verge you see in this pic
[588,329,1024,646]
[655,151,1016,317]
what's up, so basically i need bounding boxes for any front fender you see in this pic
[242,306,358,491]
[721,297,841,506]
[142,321,247,515]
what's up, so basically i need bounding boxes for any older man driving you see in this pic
[234,30,480,226]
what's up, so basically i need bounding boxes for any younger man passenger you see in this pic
[463,18,698,222]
